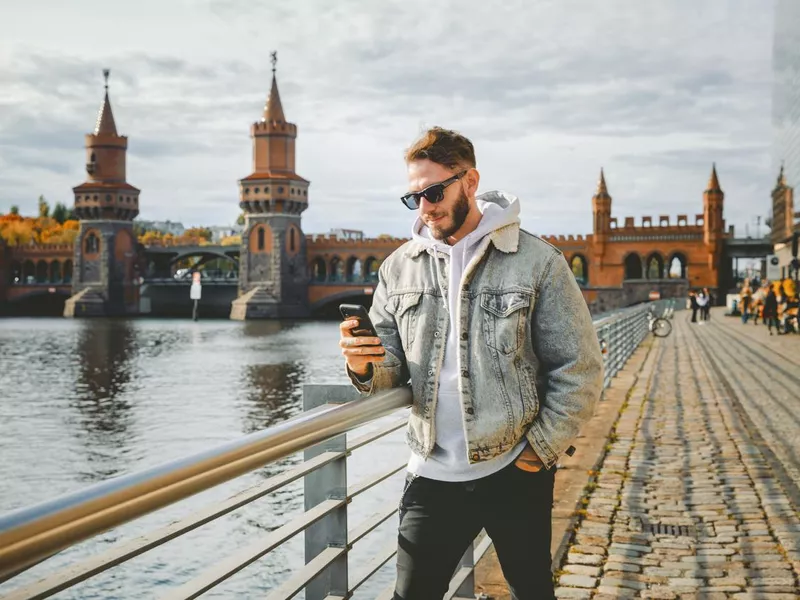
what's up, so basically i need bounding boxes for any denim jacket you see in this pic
[348,221,604,469]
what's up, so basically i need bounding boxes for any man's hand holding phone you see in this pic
[339,304,386,378]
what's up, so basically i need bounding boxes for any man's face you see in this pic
[407,159,471,241]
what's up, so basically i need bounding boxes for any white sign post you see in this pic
[190,271,202,320]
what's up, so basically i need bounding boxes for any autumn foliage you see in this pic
[0,214,80,247]
[137,226,214,247]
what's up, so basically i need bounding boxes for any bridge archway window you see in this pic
[63,260,73,283]
[646,253,664,279]
[668,253,687,279]
[330,257,344,282]
[9,261,21,285]
[346,257,363,282]
[257,227,265,251]
[311,257,327,282]
[364,257,380,282]
[23,260,35,284]
[623,253,643,280]
[35,260,48,284]
[49,261,62,284]
[570,254,588,286]
[85,232,100,256]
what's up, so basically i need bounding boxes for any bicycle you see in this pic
[648,304,673,337]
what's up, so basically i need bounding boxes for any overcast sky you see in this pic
[0,0,777,239]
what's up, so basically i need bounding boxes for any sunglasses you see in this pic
[400,171,467,210]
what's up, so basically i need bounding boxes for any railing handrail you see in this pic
[0,386,412,580]
[0,300,673,598]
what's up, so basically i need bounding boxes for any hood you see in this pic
[411,190,521,253]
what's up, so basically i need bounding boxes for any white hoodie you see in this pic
[407,191,528,482]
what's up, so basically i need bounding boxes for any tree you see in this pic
[236,212,246,226]
[10,205,19,215]
[51,202,70,224]
[38,195,50,218]
[220,234,242,246]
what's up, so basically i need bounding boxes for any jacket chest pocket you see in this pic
[388,292,423,351]
[480,291,531,355]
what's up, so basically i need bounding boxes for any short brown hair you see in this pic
[404,126,476,171]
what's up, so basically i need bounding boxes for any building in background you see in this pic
[135,220,186,237]
[771,0,800,276]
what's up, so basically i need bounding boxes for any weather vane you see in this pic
[270,51,277,74]
[103,68,110,91]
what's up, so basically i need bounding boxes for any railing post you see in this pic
[455,544,475,596]
[303,384,358,600]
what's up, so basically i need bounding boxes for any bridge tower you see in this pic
[771,164,795,245]
[592,168,612,267]
[64,70,141,318]
[703,164,725,274]
[231,53,310,320]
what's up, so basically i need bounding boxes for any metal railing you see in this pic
[0,301,667,599]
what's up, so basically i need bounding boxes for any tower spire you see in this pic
[263,51,285,123]
[706,163,721,192]
[594,168,610,197]
[94,69,118,136]
[777,161,787,187]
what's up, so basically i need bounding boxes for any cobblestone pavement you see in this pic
[554,314,800,599]
[689,310,800,489]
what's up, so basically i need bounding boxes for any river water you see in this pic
[0,318,408,599]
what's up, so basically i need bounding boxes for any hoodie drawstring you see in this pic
[430,244,448,309]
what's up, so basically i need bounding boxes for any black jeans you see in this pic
[393,462,556,600]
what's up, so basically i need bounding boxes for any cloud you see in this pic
[0,0,776,238]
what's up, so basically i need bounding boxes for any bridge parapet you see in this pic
[305,234,408,250]
[10,243,74,259]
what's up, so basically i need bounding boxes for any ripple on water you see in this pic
[0,317,407,598]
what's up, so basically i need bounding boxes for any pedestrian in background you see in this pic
[764,286,779,335]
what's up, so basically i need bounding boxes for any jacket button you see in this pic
[434,331,440,338]
[471,452,480,462]
[461,369,469,378]
[466,407,474,415]
[460,332,468,341]
[428,369,434,376]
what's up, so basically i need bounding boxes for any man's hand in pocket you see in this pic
[515,444,544,472]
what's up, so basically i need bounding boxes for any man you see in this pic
[339,127,604,599]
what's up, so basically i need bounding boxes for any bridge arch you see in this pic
[64,260,73,283]
[623,253,643,280]
[311,257,327,282]
[4,288,71,316]
[646,252,665,279]
[35,260,48,283]
[49,260,62,283]
[346,256,363,282]
[9,260,21,284]
[364,256,381,282]
[668,252,688,279]
[22,260,35,284]
[570,254,588,286]
[329,256,344,282]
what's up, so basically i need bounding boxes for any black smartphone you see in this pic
[339,304,379,338]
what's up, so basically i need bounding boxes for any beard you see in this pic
[426,189,471,241]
